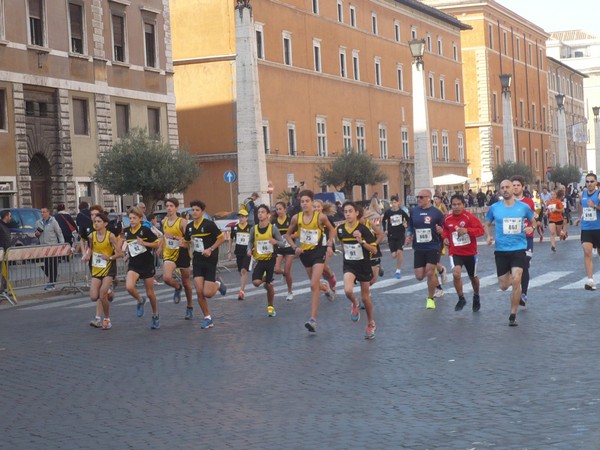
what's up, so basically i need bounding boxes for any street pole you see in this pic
[594,106,600,176]
[556,94,568,166]
[500,74,516,161]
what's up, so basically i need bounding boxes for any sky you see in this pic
[497,0,599,35]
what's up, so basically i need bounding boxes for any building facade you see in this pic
[0,0,178,211]
[171,0,470,212]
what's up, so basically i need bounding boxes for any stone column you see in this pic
[412,60,433,194]
[557,108,568,166]
[501,91,516,161]
[13,84,31,207]
[56,89,77,210]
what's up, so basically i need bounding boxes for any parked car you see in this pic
[213,211,239,231]
[7,208,42,247]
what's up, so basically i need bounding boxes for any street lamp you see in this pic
[499,74,516,161]
[593,106,600,175]
[556,94,568,166]
[409,38,433,195]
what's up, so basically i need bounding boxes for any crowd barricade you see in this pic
[217,229,232,272]
[0,248,12,305]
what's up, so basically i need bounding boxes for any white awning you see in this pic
[433,174,469,185]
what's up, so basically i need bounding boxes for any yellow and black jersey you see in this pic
[297,211,322,251]
[124,225,157,270]
[230,223,251,256]
[251,224,275,261]
[272,215,291,235]
[91,230,116,278]
[162,216,185,262]
[336,222,375,262]
[365,218,382,259]
[184,217,223,264]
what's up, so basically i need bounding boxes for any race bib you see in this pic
[256,240,274,255]
[415,228,432,243]
[127,241,147,257]
[165,238,180,250]
[502,218,522,234]
[322,234,327,246]
[390,215,403,227]
[344,243,363,260]
[300,228,319,245]
[282,238,291,248]
[548,204,556,212]
[583,207,597,222]
[236,233,250,246]
[192,237,205,253]
[452,231,471,247]
[92,252,108,268]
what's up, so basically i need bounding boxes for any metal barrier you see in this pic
[0,248,11,305]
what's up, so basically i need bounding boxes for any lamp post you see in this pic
[594,106,600,175]
[409,38,433,194]
[499,73,516,161]
[556,94,568,166]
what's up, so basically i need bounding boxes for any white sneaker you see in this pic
[286,292,294,301]
[434,287,445,298]
[585,279,597,291]
[439,267,448,284]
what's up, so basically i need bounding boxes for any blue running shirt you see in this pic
[408,206,445,251]
[485,201,534,251]
[580,189,600,231]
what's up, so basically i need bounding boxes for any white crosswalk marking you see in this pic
[440,274,498,295]
[559,271,600,290]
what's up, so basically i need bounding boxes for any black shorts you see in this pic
[550,220,564,226]
[413,249,440,269]
[164,249,191,269]
[343,261,373,283]
[192,260,217,282]
[389,237,404,253]
[275,245,295,256]
[252,258,276,284]
[451,254,478,278]
[235,253,251,272]
[127,266,155,280]
[370,258,381,267]
[581,229,600,248]
[494,250,527,277]
[299,246,326,268]
[92,262,117,281]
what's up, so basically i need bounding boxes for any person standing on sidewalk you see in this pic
[0,210,11,251]
[575,173,600,291]
[35,207,65,291]
[382,195,409,279]
[55,204,77,246]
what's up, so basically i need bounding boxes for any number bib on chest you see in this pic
[256,240,274,255]
[236,233,250,246]
[300,228,319,245]
[390,215,403,227]
[127,242,147,257]
[344,243,363,260]
[583,207,597,222]
[452,231,471,247]
[415,228,432,243]
[548,204,557,212]
[92,252,108,268]
[165,238,180,250]
[502,218,522,234]
[192,237,205,253]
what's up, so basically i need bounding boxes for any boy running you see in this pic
[228,209,251,301]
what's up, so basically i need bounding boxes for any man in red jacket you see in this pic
[442,194,485,312]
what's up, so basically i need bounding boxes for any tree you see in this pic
[316,150,388,200]
[93,128,200,211]
[549,164,581,187]
[492,161,532,185]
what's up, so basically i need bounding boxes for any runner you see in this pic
[272,201,295,301]
[337,201,378,339]
[82,212,122,330]
[532,190,545,242]
[247,204,285,317]
[228,209,251,301]
[182,200,227,330]
[547,190,565,252]
[362,207,385,285]
[485,179,535,327]
[285,190,336,332]
[405,189,445,310]
[442,194,484,312]
[159,198,194,319]
[314,199,337,300]
[381,195,409,279]
[123,207,161,329]
[432,194,449,298]
[575,173,600,290]
[511,175,535,307]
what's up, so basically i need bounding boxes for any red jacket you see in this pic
[442,210,484,256]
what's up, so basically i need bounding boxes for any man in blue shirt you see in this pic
[574,173,600,290]
[406,189,445,310]
[485,180,535,327]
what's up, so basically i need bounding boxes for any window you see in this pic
[26,101,35,116]
[371,13,377,35]
[356,123,365,153]
[287,122,297,156]
[0,89,6,130]
[283,32,292,66]
[73,98,88,135]
[316,118,327,157]
[352,50,360,81]
[337,0,343,22]
[148,107,160,138]
[313,39,321,72]
[262,120,270,153]
[427,33,432,52]
[0,0,4,41]
[458,132,464,162]
[28,0,45,46]
[519,100,524,126]
[453,43,458,61]
[115,104,129,138]
[455,80,460,102]
[539,49,543,70]
[534,149,539,171]
[112,13,126,62]
[68,2,84,54]
[496,146,501,165]
[516,38,520,60]
[428,74,434,97]
[383,183,389,200]
[342,120,352,150]
[411,27,417,40]
[378,125,387,159]
[431,132,439,161]
[397,65,403,90]
[437,37,442,55]
[39,103,47,117]
[532,104,536,129]
[374,57,381,86]
[394,21,400,42]
[350,6,356,27]
[312,0,319,14]
[528,43,532,64]
[492,93,498,122]
[339,48,346,78]
[503,31,507,55]
[439,78,445,100]
[542,106,547,131]
[401,126,410,159]
[256,24,264,59]
[442,131,449,161]
[144,22,157,67]
[488,24,493,49]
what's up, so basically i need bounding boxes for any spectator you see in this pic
[136,202,153,228]
[476,189,487,207]
[242,192,260,226]
[367,196,383,217]
[76,201,92,241]
[35,207,65,291]
[406,190,417,208]
[55,204,77,245]
[0,209,11,251]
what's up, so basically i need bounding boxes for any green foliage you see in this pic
[276,189,295,205]
[549,164,581,187]
[316,150,388,200]
[93,128,200,211]
[492,161,533,185]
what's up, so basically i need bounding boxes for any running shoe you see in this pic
[379,267,384,277]
[394,270,402,279]
[454,296,466,311]
[508,313,518,327]
[551,246,556,252]
[472,294,481,312]
[44,284,55,291]
[89,317,102,328]
[216,277,227,296]
[433,287,444,298]
[364,322,376,340]
[173,285,182,304]
[238,290,245,301]
[327,273,337,290]
[267,306,276,317]
[185,307,193,320]
[102,318,112,330]
[151,315,160,330]
[351,302,360,322]
[519,293,527,308]
[305,317,317,332]
[539,236,543,242]
[107,289,114,303]
[439,267,448,284]
[286,292,294,301]
[585,280,597,291]
[426,297,436,309]
[136,297,146,317]
[200,317,214,329]
[325,287,336,302]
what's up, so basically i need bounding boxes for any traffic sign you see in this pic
[267,182,274,195]
[224,170,237,184]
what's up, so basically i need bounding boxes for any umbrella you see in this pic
[432,174,469,185]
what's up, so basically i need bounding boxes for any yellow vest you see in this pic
[162,216,184,262]
[91,230,115,278]
[253,223,275,261]
[298,211,322,251]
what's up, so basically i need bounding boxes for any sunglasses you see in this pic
[417,195,430,199]
[586,180,596,183]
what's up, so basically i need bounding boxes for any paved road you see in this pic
[2,232,600,449]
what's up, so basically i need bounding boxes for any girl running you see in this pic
[272,201,296,301]
[314,199,337,300]
[547,190,565,252]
